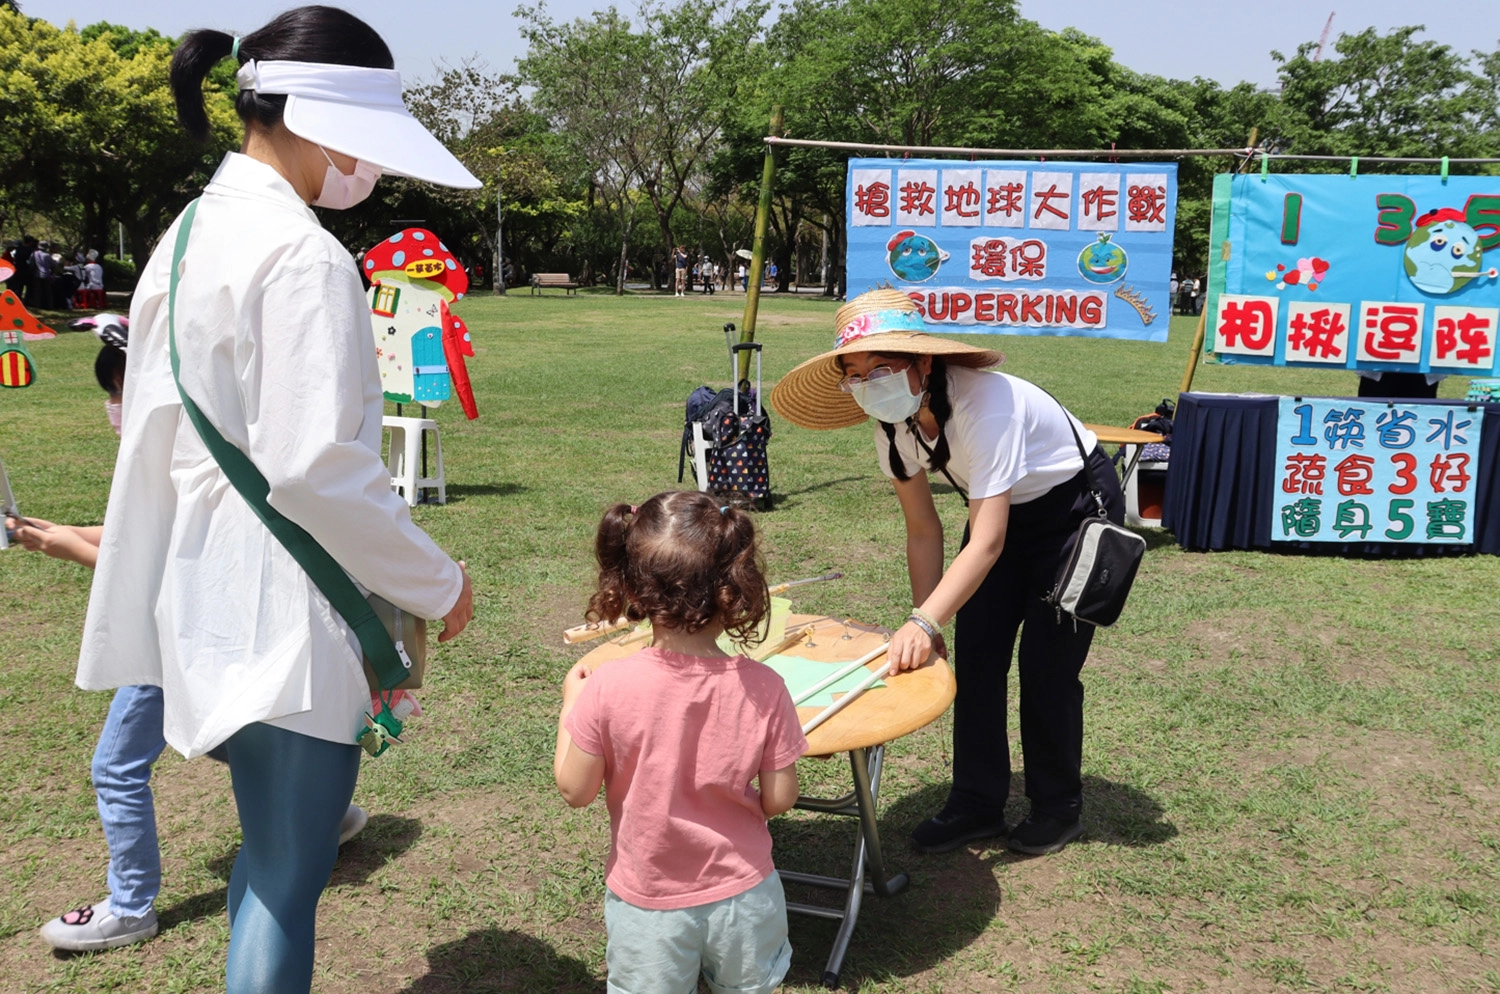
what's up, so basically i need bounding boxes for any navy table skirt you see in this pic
[1161,392,1500,555]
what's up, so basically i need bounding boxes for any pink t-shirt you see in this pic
[564,646,808,910]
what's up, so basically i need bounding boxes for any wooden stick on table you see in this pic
[801,664,888,735]
[561,617,629,644]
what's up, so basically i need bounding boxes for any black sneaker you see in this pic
[910,808,1009,853]
[1007,814,1083,855]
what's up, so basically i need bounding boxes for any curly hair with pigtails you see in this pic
[586,491,770,645]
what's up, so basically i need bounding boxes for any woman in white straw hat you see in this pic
[74,8,476,991]
[771,288,1124,858]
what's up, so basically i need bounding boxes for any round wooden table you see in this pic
[577,613,956,988]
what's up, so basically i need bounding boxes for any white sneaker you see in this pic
[338,803,369,846]
[40,901,158,952]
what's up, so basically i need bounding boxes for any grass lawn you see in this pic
[1,290,1498,993]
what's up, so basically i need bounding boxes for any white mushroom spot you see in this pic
[389,232,404,243]
[445,259,457,270]
[424,248,434,257]
[439,242,448,252]
[412,231,426,241]
[392,250,406,266]
[364,259,374,270]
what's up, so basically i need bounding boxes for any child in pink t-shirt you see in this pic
[555,491,807,994]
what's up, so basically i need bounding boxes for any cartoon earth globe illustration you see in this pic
[1404,209,1484,295]
[886,230,949,283]
[1076,233,1128,284]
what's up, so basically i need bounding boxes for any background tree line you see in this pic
[0,1,1496,295]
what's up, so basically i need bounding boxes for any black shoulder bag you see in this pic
[903,402,1145,629]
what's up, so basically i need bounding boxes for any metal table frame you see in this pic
[782,744,909,988]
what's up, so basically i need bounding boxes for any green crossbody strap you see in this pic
[166,198,410,690]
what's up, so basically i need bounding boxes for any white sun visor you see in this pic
[237,60,481,189]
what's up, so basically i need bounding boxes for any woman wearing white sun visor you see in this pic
[76,8,477,993]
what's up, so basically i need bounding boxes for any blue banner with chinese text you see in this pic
[845,158,1176,341]
[1272,397,1481,543]
[1210,173,1500,374]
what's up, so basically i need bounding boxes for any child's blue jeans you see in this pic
[91,685,168,918]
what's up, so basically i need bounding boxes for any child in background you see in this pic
[555,491,806,994]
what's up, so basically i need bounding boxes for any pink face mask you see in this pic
[312,146,381,210]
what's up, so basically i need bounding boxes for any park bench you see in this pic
[529,273,579,295]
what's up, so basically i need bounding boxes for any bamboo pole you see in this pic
[738,105,782,384]
[1179,307,1209,395]
[1180,128,1261,396]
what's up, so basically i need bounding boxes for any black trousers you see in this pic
[949,446,1125,821]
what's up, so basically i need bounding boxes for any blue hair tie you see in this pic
[719,506,729,514]
[230,35,241,61]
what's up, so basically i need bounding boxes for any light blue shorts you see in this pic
[604,871,792,994]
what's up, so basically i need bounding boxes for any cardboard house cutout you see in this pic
[362,230,479,419]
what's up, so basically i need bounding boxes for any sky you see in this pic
[27,0,1493,91]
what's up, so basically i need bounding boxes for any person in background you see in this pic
[556,491,804,994]
[31,239,55,309]
[79,8,478,991]
[738,260,748,292]
[674,244,689,297]
[82,250,106,308]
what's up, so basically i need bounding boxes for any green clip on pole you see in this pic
[1441,156,1450,183]
[1260,153,1269,182]
[1349,156,1358,179]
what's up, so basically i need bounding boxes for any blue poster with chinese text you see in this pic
[1209,173,1500,374]
[1272,397,1481,543]
[845,158,1177,341]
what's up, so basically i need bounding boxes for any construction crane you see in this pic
[1313,11,1335,61]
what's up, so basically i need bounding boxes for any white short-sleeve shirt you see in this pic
[874,366,1096,504]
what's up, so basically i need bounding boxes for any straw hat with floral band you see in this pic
[771,288,1004,431]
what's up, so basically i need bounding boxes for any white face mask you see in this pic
[312,146,381,210]
[105,397,122,436]
[852,367,924,423]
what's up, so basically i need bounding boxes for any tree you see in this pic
[1271,26,1499,166]
[716,0,1210,294]
[0,13,238,262]
[318,59,585,289]
[519,0,766,290]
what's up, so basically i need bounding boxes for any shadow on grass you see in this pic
[441,482,529,502]
[1077,774,1177,847]
[397,927,597,993]
[202,814,424,887]
[770,476,867,510]
[330,814,424,886]
[773,781,1003,988]
[1134,526,1177,551]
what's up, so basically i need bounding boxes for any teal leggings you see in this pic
[223,722,360,994]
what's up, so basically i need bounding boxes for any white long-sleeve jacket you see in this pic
[78,153,464,757]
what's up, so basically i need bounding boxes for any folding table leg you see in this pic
[783,745,910,988]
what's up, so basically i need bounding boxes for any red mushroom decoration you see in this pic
[0,259,57,340]
[362,229,469,301]
[361,229,478,419]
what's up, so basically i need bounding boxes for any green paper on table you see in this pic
[762,654,885,708]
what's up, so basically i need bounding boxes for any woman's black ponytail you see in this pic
[169,6,395,142]
[169,30,234,142]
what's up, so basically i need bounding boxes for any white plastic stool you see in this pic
[690,421,716,492]
[382,416,446,506]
